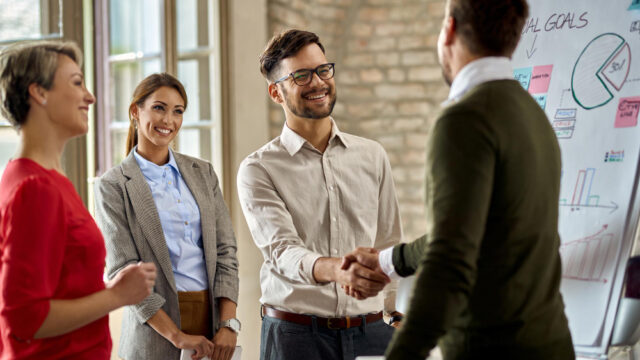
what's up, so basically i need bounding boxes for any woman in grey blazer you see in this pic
[95,73,240,360]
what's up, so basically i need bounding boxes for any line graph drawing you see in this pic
[560,225,617,283]
[559,168,619,213]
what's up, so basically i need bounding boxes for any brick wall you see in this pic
[267,0,449,241]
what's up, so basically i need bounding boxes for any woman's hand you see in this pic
[106,262,157,306]
[172,331,215,360]
[211,327,237,360]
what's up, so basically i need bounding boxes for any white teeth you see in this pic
[307,94,325,100]
[156,128,170,134]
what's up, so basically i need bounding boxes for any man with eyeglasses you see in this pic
[237,29,403,360]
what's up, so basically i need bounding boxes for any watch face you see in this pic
[230,318,241,331]
[225,318,241,332]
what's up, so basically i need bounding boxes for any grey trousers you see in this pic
[260,315,395,360]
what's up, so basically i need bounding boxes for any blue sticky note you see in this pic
[533,94,547,109]
[514,68,532,90]
[630,0,640,10]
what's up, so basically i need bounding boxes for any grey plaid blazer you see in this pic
[94,151,239,360]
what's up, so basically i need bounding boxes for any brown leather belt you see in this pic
[262,305,383,329]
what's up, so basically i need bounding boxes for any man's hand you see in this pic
[313,256,390,299]
[340,247,387,300]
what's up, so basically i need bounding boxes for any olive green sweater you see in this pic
[386,80,574,360]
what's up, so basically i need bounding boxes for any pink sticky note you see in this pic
[615,96,640,128]
[529,65,553,94]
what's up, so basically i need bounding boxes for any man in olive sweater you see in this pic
[342,0,575,359]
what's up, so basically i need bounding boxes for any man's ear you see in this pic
[268,83,284,105]
[442,15,456,46]
[27,83,48,106]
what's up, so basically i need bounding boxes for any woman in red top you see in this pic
[0,41,157,359]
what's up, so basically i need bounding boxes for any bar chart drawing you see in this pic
[559,168,619,213]
[560,225,617,283]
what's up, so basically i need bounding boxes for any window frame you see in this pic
[93,0,227,193]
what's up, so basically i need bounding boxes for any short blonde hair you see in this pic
[0,40,83,128]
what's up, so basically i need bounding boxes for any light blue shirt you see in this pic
[133,148,208,291]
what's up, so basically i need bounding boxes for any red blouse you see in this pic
[0,159,111,359]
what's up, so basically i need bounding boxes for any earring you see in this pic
[42,99,47,105]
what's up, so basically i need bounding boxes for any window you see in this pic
[96,0,224,183]
[0,0,63,175]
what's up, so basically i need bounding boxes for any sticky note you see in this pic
[615,96,640,128]
[629,0,640,10]
[529,65,553,94]
[533,94,547,109]
[514,67,532,90]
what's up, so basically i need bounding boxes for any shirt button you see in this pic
[184,221,188,225]
[329,185,334,190]
[168,181,172,185]
[331,249,338,254]
[332,217,337,222]
[178,199,181,203]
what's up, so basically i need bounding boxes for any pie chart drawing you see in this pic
[571,33,631,110]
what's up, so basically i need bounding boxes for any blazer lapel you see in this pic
[121,153,178,293]
[174,153,217,290]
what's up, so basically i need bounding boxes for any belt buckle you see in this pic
[327,317,340,330]
[327,317,350,329]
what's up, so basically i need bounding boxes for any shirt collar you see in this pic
[445,56,513,105]
[280,118,349,156]
[133,146,181,181]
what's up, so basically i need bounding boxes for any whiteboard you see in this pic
[511,1,640,357]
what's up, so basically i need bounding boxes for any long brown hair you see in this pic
[126,72,188,155]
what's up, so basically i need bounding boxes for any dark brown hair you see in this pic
[259,29,325,82]
[449,0,528,57]
[0,41,82,128]
[126,72,188,155]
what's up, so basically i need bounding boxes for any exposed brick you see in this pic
[408,66,442,81]
[392,118,425,131]
[376,52,400,67]
[367,37,396,51]
[360,68,384,83]
[351,23,373,37]
[375,23,406,36]
[341,85,375,98]
[402,51,437,66]
[358,8,389,22]
[377,134,404,149]
[398,101,433,115]
[406,133,430,148]
[387,68,406,82]
[398,36,428,50]
[315,6,347,20]
[337,70,359,85]
[342,54,375,67]
[374,84,425,99]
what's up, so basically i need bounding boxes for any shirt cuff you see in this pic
[380,246,401,280]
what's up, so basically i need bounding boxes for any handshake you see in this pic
[337,247,389,300]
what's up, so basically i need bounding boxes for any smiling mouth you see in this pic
[304,91,328,101]
[155,127,172,135]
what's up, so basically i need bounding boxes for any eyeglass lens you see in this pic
[292,64,334,85]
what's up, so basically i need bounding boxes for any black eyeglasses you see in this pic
[273,63,336,86]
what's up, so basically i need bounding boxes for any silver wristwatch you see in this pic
[219,318,241,333]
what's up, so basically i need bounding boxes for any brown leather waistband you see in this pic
[262,305,383,329]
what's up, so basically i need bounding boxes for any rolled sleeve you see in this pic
[0,178,65,340]
[237,159,323,285]
[210,164,240,304]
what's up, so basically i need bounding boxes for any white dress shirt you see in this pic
[380,56,514,278]
[237,119,403,317]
